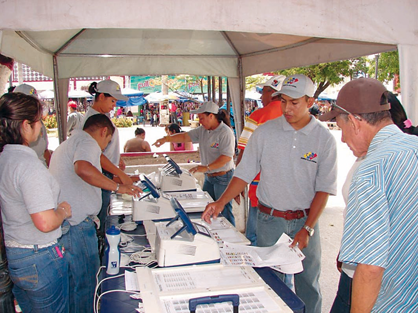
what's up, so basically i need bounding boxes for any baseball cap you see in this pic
[260,75,286,92]
[68,101,77,109]
[190,101,219,114]
[272,74,315,99]
[13,84,38,98]
[318,78,390,121]
[96,80,128,101]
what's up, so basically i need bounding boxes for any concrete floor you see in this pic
[49,124,356,312]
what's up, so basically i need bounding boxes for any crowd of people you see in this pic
[1,74,417,313]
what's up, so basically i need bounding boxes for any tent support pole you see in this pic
[53,56,65,143]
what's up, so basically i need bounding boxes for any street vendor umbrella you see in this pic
[38,89,55,99]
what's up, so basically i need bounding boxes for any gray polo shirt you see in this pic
[82,107,120,165]
[235,116,337,211]
[188,122,235,173]
[0,145,61,244]
[49,130,102,225]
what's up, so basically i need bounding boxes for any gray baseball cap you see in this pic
[190,101,219,114]
[96,80,128,101]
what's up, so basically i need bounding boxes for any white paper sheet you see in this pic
[219,233,305,273]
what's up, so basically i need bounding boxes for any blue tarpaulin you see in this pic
[116,90,148,107]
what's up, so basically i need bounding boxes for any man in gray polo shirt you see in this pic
[202,74,337,313]
[49,114,141,313]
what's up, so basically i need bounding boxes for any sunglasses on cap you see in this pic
[326,102,362,121]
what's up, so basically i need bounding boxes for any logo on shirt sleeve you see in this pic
[301,151,317,163]
[210,142,219,148]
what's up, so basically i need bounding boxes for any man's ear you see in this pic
[348,114,361,134]
[100,127,108,138]
[307,97,315,109]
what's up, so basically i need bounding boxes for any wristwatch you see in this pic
[303,225,315,237]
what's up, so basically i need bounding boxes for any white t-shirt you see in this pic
[341,156,365,278]
[81,107,120,166]
[29,121,48,167]
[0,144,61,244]
[49,130,102,225]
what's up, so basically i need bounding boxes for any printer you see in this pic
[159,155,198,192]
[155,198,220,267]
[133,174,176,222]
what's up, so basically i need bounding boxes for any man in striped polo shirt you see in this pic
[320,78,418,312]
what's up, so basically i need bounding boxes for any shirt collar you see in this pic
[281,115,317,134]
[3,144,38,157]
[368,124,400,154]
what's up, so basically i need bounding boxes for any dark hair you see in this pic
[135,128,145,136]
[168,123,182,134]
[0,93,43,152]
[83,114,115,136]
[386,92,418,135]
[213,109,231,128]
[88,82,112,100]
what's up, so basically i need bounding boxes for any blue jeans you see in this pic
[245,204,258,246]
[203,169,235,226]
[6,243,69,313]
[257,210,322,313]
[99,171,113,235]
[330,271,352,313]
[59,219,100,313]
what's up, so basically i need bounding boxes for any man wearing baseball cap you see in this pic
[67,101,83,137]
[236,75,285,246]
[202,74,338,313]
[319,78,418,312]
[13,84,52,167]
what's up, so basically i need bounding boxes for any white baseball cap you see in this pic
[272,74,315,99]
[190,101,219,114]
[13,84,38,98]
[96,80,128,101]
[260,75,286,92]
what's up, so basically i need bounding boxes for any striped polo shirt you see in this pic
[340,124,418,312]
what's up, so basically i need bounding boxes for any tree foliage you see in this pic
[278,58,369,98]
[368,50,399,83]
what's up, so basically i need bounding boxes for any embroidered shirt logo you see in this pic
[301,152,317,163]
[210,142,219,148]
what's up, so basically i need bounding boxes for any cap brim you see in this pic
[279,89,306,99]
[111,93,129,101]
[190,108,202,114]
[318,110,338,122]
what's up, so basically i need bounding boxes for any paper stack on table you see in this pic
[219,233,305,274]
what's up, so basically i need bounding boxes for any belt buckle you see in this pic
[284,210,293,220]
[296,210,303,219]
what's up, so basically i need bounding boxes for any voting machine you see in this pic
[159,155,198,192]
[133,174,176,222]
[155,198,220,267]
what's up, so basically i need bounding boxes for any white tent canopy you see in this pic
[1,0,417,141]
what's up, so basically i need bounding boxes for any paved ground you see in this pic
[49,124,356,312]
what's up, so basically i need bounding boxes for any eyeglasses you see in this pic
[331,103,362,121]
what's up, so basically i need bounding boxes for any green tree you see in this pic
[368,50,399,83]
[278,57,369,98]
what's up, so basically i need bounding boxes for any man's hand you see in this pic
[201,201,225,223]
[118,171,134,185]
[119,158,126,171]
[117,184,142,197]
[290,228,310,250]
[336,252,342,273]
[153,137,167,147]
[189,165,208,174]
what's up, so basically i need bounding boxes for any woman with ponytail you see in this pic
[84,80,137,235]
[154,101,236,225]
[0,93,71,313]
